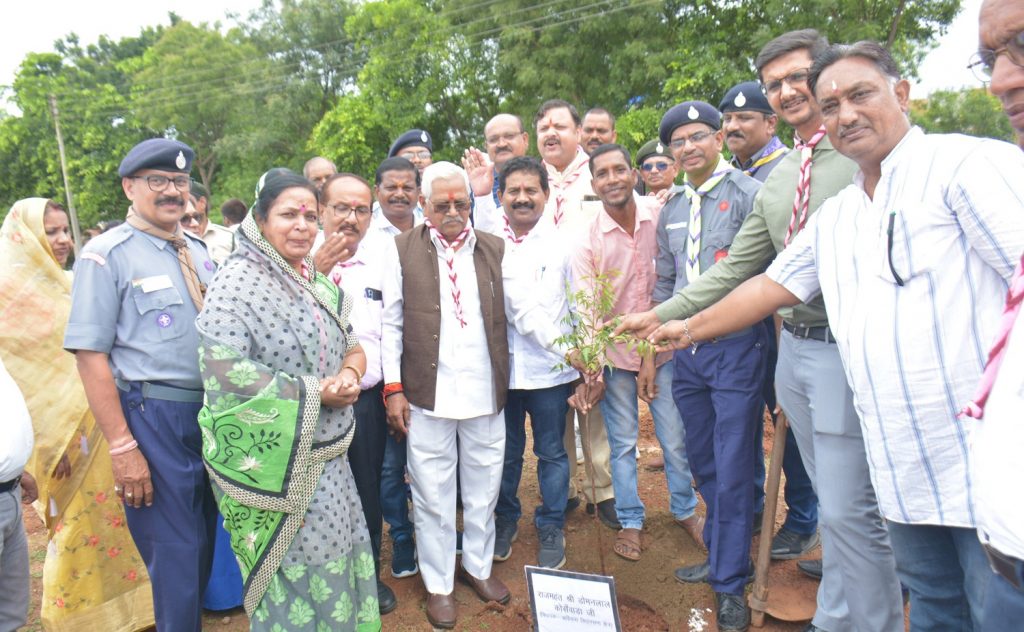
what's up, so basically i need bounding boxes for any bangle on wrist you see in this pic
[342,365,364,382]
[109,439,138,456]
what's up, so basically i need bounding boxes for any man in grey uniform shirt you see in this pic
[64,138,218,632]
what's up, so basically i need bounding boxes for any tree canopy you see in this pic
[0,0,974,227]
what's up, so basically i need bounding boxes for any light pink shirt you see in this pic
[572,194,664,372]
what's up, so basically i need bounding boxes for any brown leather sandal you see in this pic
[613,528,642,561]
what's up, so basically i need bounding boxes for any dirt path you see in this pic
[22,410,818,631]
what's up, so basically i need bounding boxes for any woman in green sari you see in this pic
[196,170,381,631]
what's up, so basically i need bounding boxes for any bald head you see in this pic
[303,156,337,192]
[484,113,529,170]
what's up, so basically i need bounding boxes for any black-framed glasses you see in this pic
[760,68,811,96]
[181,213,204,224]
[326,203,372,219]
[967,30,1024,81]
[641,162,673,172]
[668,131,713,149]
[130,175,191,192]
[430,200,471,214]
[887,210,905,287]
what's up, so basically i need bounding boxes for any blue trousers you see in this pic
[981,554,1024,632]
[753,317,817,535]
[381,428,414,544]
[119,384,216,632]
[351,383,388,571]
[888,522,990,631]
[672,329,767,595]
[496,383,571,530]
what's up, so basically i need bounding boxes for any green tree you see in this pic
[911,87,1015,143]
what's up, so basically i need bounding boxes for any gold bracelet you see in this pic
[342,365,364,382]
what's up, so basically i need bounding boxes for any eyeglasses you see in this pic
[485,132,524,145]
[761,68,811,96]
[968,31,1024,81]
[668,130,713,149]
[327,203,372,219]
[181,213,204,224]
[130,175,191,192]
[400,150,432,161]
[641,162,673,173]
[430,200,471,214]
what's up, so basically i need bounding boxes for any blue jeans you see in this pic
[981,552,1024,632]
[600,363,698,530]
[888,522,990,631]
[380,432,414,543]
[672,329,766,595]
[496,383,571,530]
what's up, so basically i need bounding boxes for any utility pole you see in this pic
[48,94,83,255]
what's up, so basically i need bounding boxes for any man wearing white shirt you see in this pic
[534,100,617,528]
[0,357,37,630]
[312,172,397,616]
[381,161,510,629]
[469,155,578,569]
[370,157,424,236]
[650,42,1024,630]
[966,2,1024,628]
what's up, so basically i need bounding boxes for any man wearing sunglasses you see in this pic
[181,180,234,265]
[615,30,901,632]
[968,1,1024,629]
[635,139,678,196]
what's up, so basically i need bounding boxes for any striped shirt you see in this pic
[766,128,1024,527]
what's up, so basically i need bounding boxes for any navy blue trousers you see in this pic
[672,329,767,595]
[351,383,387,572]
[753,317,818,534]
[118,383,216,632]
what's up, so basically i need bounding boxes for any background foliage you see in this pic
[1,0,997,229]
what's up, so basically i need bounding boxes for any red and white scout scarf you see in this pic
[961,255,1024,419]
[502,215,527,244]
[425,219,471,328]
[784,126,828,247]
[548,150,589,227]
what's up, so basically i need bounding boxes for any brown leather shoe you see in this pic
[460,568,511,604]
[677,514,705,548]
[426,592,457,629]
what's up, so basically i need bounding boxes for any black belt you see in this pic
[782,321,836,344]
[0,476,21,493]
[984,542,1024,591]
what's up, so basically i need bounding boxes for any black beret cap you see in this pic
[388,129,433,158]
[118,138,194,177]
[719,81,774,114]
[635,139,674,167]
[659,101,722,144]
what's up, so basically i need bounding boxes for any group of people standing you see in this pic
[1,2,1023,631]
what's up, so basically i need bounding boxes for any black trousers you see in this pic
[351,382,388,574]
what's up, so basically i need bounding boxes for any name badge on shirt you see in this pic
[132,275,174,293]
[666,221,687,230]
[365,288,383,301]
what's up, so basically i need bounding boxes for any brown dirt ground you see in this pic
[22,407,824,631]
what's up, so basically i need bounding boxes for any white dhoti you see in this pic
[405,406,506,594]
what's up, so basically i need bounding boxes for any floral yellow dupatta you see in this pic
[0,199,153,630]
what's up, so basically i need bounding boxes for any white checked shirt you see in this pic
[474,195,579,390]
[380,228,497,419]
[0,358,33,482]
[766,128,1024,528]
[315,234,386,390]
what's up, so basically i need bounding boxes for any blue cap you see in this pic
[388,129,433,158]
[118,138,194,177]
[659,101,721,144]
[719,81,774,115]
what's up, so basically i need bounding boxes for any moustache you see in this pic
[511,201,535,212]
[158,197,184,207]
[727,131,745,140]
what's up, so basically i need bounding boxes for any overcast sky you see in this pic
[1,0,986,110]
